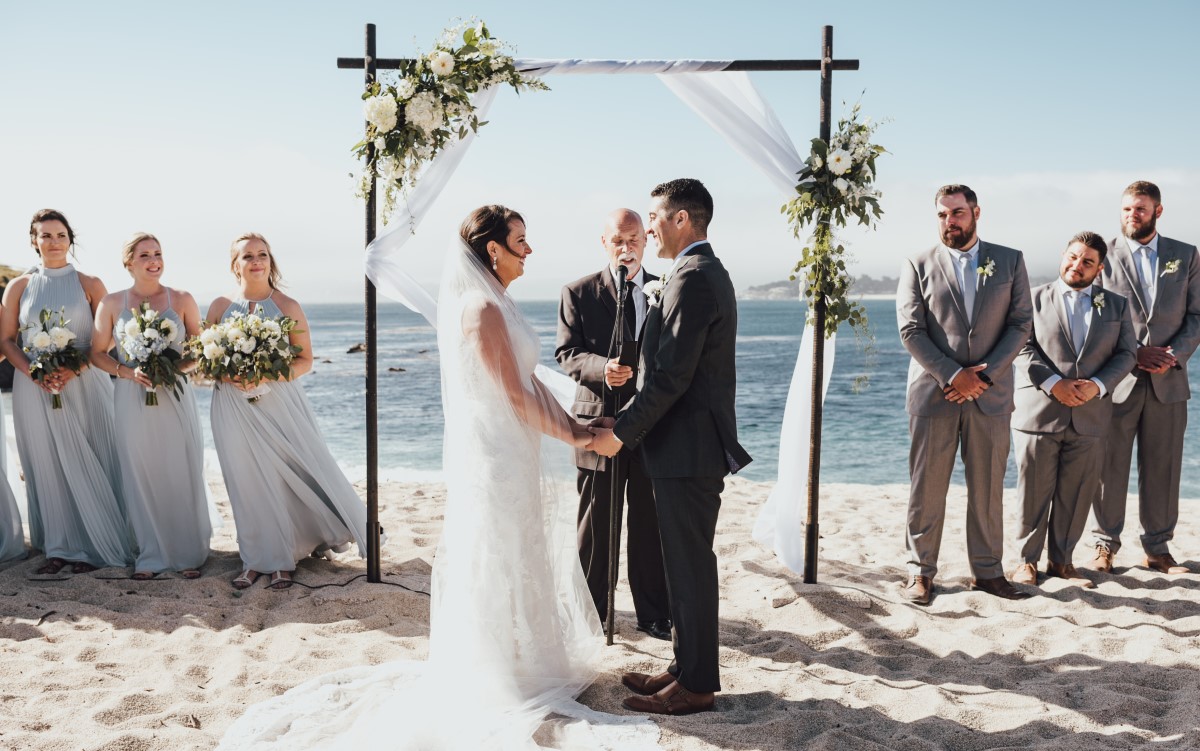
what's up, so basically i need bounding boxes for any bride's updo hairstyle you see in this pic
[229,231,283,289]
[459,204,524,281]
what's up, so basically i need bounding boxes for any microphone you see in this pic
[615,263,628,287]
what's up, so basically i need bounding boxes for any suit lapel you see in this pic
[1112,237,1151,318]
[933,248,970,328]
[597,269,618,320]
[1048,283,1076,356]
[970,243,992,326]
[1079,287,1102,356]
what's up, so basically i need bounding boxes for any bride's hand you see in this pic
[569,420,593,448]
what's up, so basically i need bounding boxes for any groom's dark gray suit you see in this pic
[897,241,1032,580]
[1093,234,1200,556]
[1012,283,1136,566]
[614,242,751,694]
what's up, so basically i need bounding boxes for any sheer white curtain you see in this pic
[361,63,834,572]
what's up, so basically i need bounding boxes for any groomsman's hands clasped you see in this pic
[943,362,989,404]
[1136,345,1178,374]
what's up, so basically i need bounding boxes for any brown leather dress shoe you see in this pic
[1089,545,1114,573]
[1046,562,1095,588]
[621,670,675,696]
[902,574,932,605]
[1142,553,1188,575]
[971,576,1033,600]
[622,680,714,715]
[1012,562,1038,585]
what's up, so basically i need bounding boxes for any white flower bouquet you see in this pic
[22,307,88,409]
[117,301,186,406]
[355,19,548,220]
[186,312,302,403]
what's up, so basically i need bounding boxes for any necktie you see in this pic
[1068,291,1087,352]
[1139,246,1156,307]
[622,281,637,340]
[958,254,975,324]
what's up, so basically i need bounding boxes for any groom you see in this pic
[590,178,751,716]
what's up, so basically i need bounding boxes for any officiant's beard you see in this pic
[1123,214,1158,244]
[940,219,977,250]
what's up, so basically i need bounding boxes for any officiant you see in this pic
[555,208,671,640]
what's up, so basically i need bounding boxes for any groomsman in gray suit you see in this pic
[1090,181,1200,575]
[897,184,1033,605]
[1011,232,1136,589]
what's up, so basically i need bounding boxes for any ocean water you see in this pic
[186,299,1200,496]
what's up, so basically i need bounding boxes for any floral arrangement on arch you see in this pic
[355,19,547,221]
[783,103,885,340]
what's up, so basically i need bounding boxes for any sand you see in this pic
[2,476,1199,751]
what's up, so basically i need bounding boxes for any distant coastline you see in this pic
[739,273,1058,301]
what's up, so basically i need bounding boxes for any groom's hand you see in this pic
[604,359,633,388]
[589,417,616,429]
[589,427,623,457]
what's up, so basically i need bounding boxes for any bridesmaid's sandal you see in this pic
[71,562,98,574]
[232,570,263,589]
[35,557,67,575]
[268,571,294,590]
[181,570,202,580]
[131,571,157,581]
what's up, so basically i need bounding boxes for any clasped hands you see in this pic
[571,416,623,457]
[34,365,83,394]
[1049,378,1100,407]
[942,363,989,404]
[1137,345,1177,375]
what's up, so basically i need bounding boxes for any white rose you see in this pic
[227,328,246,343]
[143,328,160,340]
[263,320,282,338]
[49,327,74,349]
[203,343,225,360]
[405,91,444,135]
[30,330,52,349]
[239,337,257,354]
[199,327,220,345]
[429,50,455,77]
[123,318,142,339]
[394,78,416,100]
[834,178,850,195]
[827,149,852,176]
[363,94,399,133]
[160,319,179,343]
[143,309,158,322]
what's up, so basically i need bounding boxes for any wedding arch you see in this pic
[335,23,861,587]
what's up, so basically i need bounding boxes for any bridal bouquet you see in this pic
[186,312,302,403]
[355,18,547,220]
[118,302,186,406]
[23,307,88,409]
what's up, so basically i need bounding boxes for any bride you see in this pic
[218,206,659,749]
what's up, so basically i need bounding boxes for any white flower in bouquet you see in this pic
[394,78,416,100]
[811,154,823,171]
[405,91,443,135]
[833,178,850,195]
[49,327,73,349]
[429,50,455,77]
[199,326,221,345]
[123,318,141,339]
[238,337,258,355]
[827,149,852,176]
[203,342,225,360]
[30,330,52,350]
[363,94,399,133]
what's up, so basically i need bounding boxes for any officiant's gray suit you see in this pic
[1092,234,1200,556]
[897,241,1032,580]
[1012,283,1136,567]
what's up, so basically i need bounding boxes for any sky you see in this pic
[2,0,1198,304]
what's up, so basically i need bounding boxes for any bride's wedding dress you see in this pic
[216,238,659,750]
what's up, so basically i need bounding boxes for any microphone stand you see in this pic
[605,264,627,646]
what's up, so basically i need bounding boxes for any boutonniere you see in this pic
[642,279,665,307]
[1092,292,1106,314]
[976,257,996,285]
[1161,259,1181,277]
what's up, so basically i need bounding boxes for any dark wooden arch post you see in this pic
[361,24,382,583]
[803,25,836,584]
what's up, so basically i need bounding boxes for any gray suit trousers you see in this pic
[1093,376,1187,556]
[907,407,1010,579]
[1014,426,1103,566]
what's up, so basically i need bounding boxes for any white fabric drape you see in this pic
[360,60,834,574]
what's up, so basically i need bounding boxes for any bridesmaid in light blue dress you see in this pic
[0,209,131,574]
[0,365,26,562]
[90,232,212,580]
[208,232,367,590]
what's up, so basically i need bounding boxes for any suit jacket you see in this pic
[1012,283,1137,436]
[897,241,1034,417]
[556,267,655,469]
[613,243,752,479]
[1098,234,1200,404]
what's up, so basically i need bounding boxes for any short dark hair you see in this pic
[29,208,77,255]
[650,178,713,233]
[1122,180,1161,205]
[460,205,524,281]
[934,184,978,208]
[1069,231,1108,264]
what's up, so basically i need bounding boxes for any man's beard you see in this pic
[1064,270,1095,290]
[1124,215,1157,243]
[941,220,977,250]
